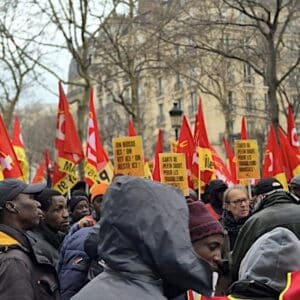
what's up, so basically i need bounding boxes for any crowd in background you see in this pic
[0,174,300,299]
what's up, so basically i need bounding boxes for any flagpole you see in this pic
[198,147,201,201]
[248,179,252,199]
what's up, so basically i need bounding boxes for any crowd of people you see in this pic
[0,174,300,299]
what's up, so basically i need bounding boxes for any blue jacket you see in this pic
[57,223,92,300]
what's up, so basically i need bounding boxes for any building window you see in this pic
[244,63,253,84]
[157,77,163,96]
[247,120,255,134]
[157,103,165,125]
[175,72,181,90]
[246,92,254,112]
[190,92,197,113]
[264,93,270,112]
[228,91,234,110]
[177,98,183,110]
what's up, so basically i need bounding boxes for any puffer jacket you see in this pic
[229,227,300,299]
[57,223,93,300]
[231,190,300,283]
[72,176,213,300]
[0,224,60,300]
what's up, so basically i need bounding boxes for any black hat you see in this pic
[0,179,46,209]
[254,178,283,196]
[68,195,89,212]
[207,179,228,194]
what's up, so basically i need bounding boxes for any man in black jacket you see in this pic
[0,178,60,299]
[231,178,300,283]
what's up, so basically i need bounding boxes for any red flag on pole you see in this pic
[128,118,137,136]
[223,137,237,183]
[0,115,23,179]
[152,129,163,181]
[287,104,300,155]
[262,124,288,189]
[52,82,84,194]
[177,116,195,188]
[32,161,46,183]
[85,88,113,186]
[240,116,248,139]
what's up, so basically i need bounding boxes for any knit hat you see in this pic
[254,178,283,196]
[188,200,224,242]
[90,183,109,202]
[68,195,89,212]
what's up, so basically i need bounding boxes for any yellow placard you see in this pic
[235,139,260,180]
[198,146,214,171]
[159,152,189,196]
[113,136,145,177]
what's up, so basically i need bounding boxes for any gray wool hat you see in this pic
[0,178,46,209]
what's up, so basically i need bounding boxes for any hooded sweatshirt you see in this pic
[229,227,300,299]
[72,176,213,300]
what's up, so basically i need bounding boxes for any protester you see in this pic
[27,188,69,266]
[174,200,224,300]
[205,179,228,220]
[231,177,300,282]
[68,194,90,225]
[229,227,300,299]
[73,176,213,300]
[0,179,60,299]
[57,183,108,300]
[289,174,300,198]
[221,185,250,250]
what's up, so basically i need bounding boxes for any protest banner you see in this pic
[159,152,189,196]
[113,136,145,176]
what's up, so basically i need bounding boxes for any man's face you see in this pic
[225,189,250,220]
[93,195,104,220]
[44,195,69,232]
[10,194,41,230]
[72,200,90,222]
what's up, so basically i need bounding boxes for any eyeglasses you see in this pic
[227,198,249,206]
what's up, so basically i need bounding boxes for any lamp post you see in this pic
[169,102,183,140]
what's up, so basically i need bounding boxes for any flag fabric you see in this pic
[85,88,113,186]
[152,129,163,181]
[280,271,300,300]
[0,115,23,179]
[44,148,52,187]
[262,124,288,190]
[52,82,84,195]
[279,128,300,179]
[128,118,137,136]
[32,161,45,183]
[287,104,300,155]
[223,137,237,183]
[241,116,248,139]
[11,116,29,182]
[177,116,195,188]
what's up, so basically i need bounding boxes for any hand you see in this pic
[78,216,94,228]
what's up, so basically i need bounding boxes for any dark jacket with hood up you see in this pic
[72,176,213,300]
[0,224,60,300]
[231,190,300,282]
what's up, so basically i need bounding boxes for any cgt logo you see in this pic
[0,152,13,171]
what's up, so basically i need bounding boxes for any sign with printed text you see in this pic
[235,139,260,180]
[113,136,145,177]
[159,152,189,196]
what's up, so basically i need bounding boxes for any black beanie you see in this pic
[68,195,89,212]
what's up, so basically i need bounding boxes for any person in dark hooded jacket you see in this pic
[231,178,300,283]
[72,176,213,300]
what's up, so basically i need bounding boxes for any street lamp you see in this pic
[169,102,183,140]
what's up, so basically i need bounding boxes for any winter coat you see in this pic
[229,227,300,299]
[72,176,213,300]
[231,190,300,282]
[27,222,65,267]
[221,210,249,250]
[57,223,94,300]
[0,224,60,300]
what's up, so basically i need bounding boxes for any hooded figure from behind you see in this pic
[229,227,300,299]
[72,176,213,300]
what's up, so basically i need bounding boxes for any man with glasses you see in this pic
[0,178,60,299]
[222,185,250,250]
[231,177,300,284]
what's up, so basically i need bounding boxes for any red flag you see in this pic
[280,271,300,300]
[279,128,300,179]
[223,137,237,183]
[52,82,84,194]
[0,115,23,179]
[32,161,45,183]
[241,116,248,139]
[152,129,163,181]
[262,124,288,189]
[11,116,29,181]
[177,116,195,187]
[287,104,300,155]
[85,88,113,186]
[128,118,137,136]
